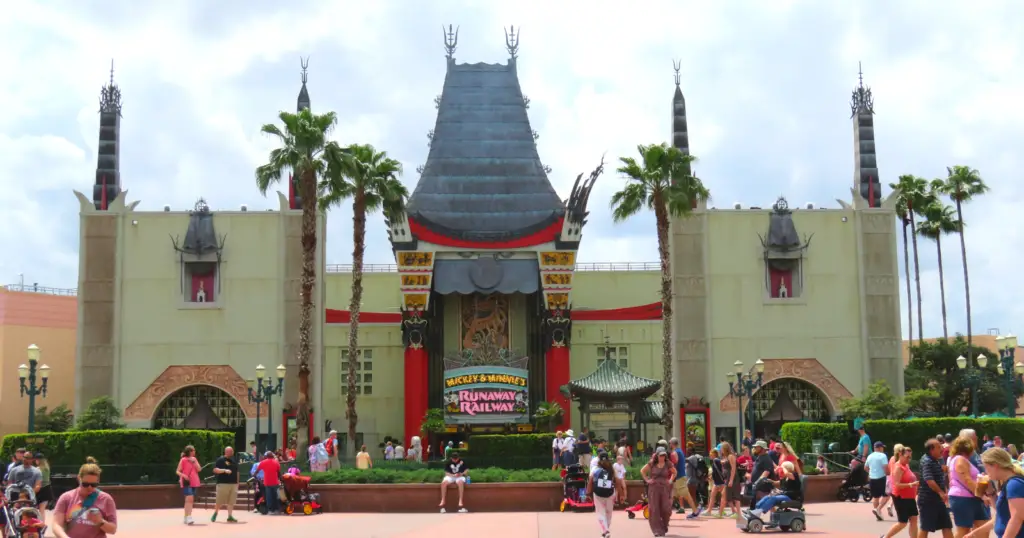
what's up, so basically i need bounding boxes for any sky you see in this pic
[0,0,1020,341]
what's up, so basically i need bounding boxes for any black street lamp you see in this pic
[995,334,1021,417]
[248,364,286,453]
[957,353,988,418]
[728,359,765,440]
[19,344,50,433]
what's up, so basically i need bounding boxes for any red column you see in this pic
[545,345,571,431]
[402,311,429,448]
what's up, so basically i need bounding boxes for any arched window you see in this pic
[748,378,830,423]
[154,385,246,429]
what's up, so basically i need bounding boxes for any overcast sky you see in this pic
[1,0,1020,340]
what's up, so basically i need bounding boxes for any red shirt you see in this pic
[892,462,917,500]
[257,459,281,487]
[737,455,753,472]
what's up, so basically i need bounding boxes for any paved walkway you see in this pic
[113,502,901,537]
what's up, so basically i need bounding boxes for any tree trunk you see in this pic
[653,194,674,439]
[936,235,948,339]
[901,221,913,350]
[346,190,367,455]
[909,213,924,344]
[955,198,973,354]
[295,167,316,461]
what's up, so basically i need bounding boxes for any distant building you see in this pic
[0,285,77,435]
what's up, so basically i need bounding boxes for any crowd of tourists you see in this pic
[844,425,1024,538]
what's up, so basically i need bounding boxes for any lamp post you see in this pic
[957,353,988,418]
[19,344,51,433]
[728,359,765,439]
[248,364,286,453]
[995,334,1022,417]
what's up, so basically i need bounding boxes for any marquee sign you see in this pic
[443,366,529,424]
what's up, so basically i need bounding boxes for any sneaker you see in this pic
[210,513,217,523]
[872,508,882,521]
[458,507,468,513]
[227,516,238,523]
[185,516,195,525]
[749,509,763,518]
[675,508,685,514]
[887,505,894,518]
[440,508,447,513]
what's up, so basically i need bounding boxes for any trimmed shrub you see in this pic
[308,465,644,484]
[782,418,1024,457]
[0,430,234,484]
[468,433,555,469]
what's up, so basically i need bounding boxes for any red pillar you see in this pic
[402,311,429,448]
[545,345,571,431]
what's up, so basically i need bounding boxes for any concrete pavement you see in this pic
[111,502,902,537]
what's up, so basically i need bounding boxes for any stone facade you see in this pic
[123,365,260,421]
[670,209,710,414]
[718,358,854,414]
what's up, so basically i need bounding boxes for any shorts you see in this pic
[869,477,889,498]
[918,499,953,532]
[949,496,988,528]
[673,480,693,501]
[443,476,466,485]
[182,487,196,497]
[35,485,54,505]
[215,484,238,507]
[892,497,918,523]
[553,449,560,465]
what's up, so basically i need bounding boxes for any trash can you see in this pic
[812,439,825,455]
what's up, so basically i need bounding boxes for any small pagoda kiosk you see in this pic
[564,357,662,446]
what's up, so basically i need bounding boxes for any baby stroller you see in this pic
[3,484,44,538]
[559,464,594,512]
[625,484,650,519]
[280,474,323,515]
[836,457,872,502]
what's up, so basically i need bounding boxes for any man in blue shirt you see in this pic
[670,438,698,516]
[864,442,891,521]
[855,425,872,460]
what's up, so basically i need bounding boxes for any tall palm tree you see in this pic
[891,175,930,345]
[892,194,914,347]
[320,143,407,454]
[942,165,990,355]
[611,143,709,438]
[256,108,342,457]
[917,185,962,339]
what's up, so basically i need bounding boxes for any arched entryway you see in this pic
[154,385,247,450]
[746,378,832,439]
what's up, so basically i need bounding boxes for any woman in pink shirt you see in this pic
[52,457,117,538]
[176,446,201,525]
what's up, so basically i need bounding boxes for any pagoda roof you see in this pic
[567,359,662,399]
[406,61,564,242]
[639,400,665,424]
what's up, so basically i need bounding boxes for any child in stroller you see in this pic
[3,484,45,538]
[836,456,871,502]
[559,464,594,512]
[279,474,322,515]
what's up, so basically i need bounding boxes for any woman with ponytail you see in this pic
[965,448,1024,538]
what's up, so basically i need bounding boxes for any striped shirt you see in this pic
[917,453,946,503]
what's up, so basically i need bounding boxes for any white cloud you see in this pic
[0,0,1021,340]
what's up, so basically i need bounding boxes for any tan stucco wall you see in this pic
[0,289,77,435]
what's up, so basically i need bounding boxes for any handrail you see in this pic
[2,284,78,296]
[325,261,661,273]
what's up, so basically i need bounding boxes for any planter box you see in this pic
[101,474,845,511]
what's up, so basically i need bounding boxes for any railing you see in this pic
[325,261,661,273]
[2,284,78,296]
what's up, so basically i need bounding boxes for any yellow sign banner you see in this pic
[539,251,575,267]
[543,273,572,286]
[403,293,428,310]
[445,373,528,389]
[398,252,433,268]
[401,274,431,287]
[545,292,569,310]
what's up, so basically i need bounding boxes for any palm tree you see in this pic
[917,184,962,339]
[320,143,407,454]
[611,142,709,438]
[942,165,990,355]
[256,108,342,457]
[891,175,930,345]
[891,193,914,347]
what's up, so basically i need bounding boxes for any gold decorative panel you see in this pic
[401,274,431,287]
[403,293,429,311]
[543,273,572,286]
[460,294,510,350]
[396,250,435,311]
[539,251,575,267]
[398,252,433,268]
[545,293,569,310]
[538,251,576,311]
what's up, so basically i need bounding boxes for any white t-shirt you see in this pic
[553,438,563,451]
[590,457,601,473]
[617,446,628,458]
[613,462,627,479]
[394,446,405,459]
[563,437,575,452]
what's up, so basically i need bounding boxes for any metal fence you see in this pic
[325,261,660,273]
[2,284,78,296]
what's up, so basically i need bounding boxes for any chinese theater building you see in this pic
[73,30,901,454]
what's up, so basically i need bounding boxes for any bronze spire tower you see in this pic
[851,62,881,207]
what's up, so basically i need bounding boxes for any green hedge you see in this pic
[468,433,555,469]
[782,418,1024,456]
[1,430,234,484]
[309,465,644,484]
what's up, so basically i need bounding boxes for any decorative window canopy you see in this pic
[171,199,226,262]
[759,197,812,264]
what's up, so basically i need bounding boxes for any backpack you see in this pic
[325,439,336,456]
[691,456,709,482]
[593,468,615,498]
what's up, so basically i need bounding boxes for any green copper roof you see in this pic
[639,400,665,424]
[567,359,662,399]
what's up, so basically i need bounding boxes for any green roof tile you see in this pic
[639,400,665,424]
[567,359,662,399]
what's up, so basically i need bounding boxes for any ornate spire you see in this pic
[443,24,458,61]
[99,59,122,117]
[671,59,689,159]
[849,61,874,118]
[297,56,311,111]
[672,59,681,86]
[505,26,519,61]
[851,62,882,207]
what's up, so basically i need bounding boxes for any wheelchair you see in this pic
[738,475,806,533]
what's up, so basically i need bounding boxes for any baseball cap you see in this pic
[874,441,885,449]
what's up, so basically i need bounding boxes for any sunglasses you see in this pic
[80,482,99,489]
